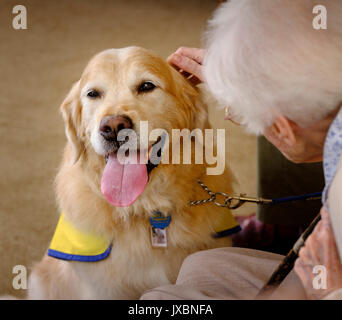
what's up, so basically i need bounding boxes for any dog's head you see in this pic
[60,47,209,206]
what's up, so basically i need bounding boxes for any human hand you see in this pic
[294,207,342,299]
[167,47,206,86]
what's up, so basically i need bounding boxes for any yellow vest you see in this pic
[48,213,111,262]
[48,211,240,262]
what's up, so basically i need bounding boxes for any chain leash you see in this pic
[189,180,251,210]
[189,180,321,210]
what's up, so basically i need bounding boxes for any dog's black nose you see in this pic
[99,115,133,141]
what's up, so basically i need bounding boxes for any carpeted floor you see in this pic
[0,0,256,296]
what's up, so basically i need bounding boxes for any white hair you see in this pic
[204,0,342,134]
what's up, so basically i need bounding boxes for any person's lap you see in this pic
[140,247,307,300]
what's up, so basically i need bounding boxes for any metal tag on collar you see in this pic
[150,211,171,248]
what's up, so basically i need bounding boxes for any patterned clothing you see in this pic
[323,107,342,206]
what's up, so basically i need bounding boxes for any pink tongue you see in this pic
[101,152,148,207]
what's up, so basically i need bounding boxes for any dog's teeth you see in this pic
[105,155,109,163]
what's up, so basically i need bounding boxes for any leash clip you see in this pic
[190,180,273,210]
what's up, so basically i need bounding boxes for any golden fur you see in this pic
[27,47,234,299]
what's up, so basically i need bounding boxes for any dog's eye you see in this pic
[137,81,156,93]
[87,89,101,99]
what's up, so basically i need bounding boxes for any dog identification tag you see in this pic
[151,226,167,248]
[150,211,171,248]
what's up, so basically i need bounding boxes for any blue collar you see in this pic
[149,209,241,238]
[150,211,171,229]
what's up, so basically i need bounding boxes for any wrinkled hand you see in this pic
[167,47,206,85]
[294,207,342,299]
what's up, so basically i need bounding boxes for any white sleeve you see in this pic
[323,289,342,300]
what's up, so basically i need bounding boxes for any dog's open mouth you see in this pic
[101,136,164,207]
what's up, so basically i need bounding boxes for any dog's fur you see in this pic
[27,47,234,299]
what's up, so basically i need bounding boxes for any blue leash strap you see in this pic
[270,192,322,205]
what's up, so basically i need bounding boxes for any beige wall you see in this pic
[0,0,256,296]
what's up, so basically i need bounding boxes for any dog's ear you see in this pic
[60,81,84,165]
[169,67,210,130]
[192,93,210,130]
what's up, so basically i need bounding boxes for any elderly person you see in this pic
[141,0,342,300]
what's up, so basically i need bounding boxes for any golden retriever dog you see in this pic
[27,47,238,299]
